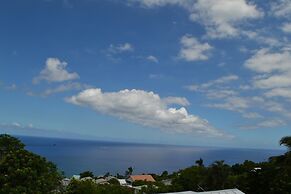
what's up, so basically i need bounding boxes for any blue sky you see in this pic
[1,0,291,149]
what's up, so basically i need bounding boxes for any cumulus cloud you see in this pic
[33,58,79,83]
[189,0,263,38]
[66,88,225,136]
[147,55,159,63]
[108,43,134,53]
[179,34,212,61]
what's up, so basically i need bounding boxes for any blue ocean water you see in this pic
[19,136,285,177]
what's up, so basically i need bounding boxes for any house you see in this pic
[159,188,245,194]
[80,177,93,181]
[251,167,262,172]
[127,175,155,184]
[105,176,118,181]
[95,178,109,185]
[161,179,172,186]
[61,178,71,186]
[72,175,80,180]
[118,179,128,186]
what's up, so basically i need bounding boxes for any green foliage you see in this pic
[195,158,204,167]
[205,160,231,190]
[1,134,291,194]
[280,136,291,151]
[0,134,24,160]
[65,180,133,194]
[142,136,291,194]
[0,134,62,194]
[108,178,120,185]
[132,180,149,186]
[125,166,133,177]
[79,171,94,178]
[172,166,207,192]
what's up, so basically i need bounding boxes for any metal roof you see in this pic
[161,189,245,194]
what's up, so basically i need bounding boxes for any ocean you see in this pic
[19,136,285,177]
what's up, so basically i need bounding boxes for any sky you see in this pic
[0,0,291,149]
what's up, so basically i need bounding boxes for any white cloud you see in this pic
[179,34,212,61]
[186,75,239,91]
[207,96,249,112]
[12,122,21,127]
[206,89,238,99]
[128,0,193,8]
[240,119,286,129]
[271,0,291,18]
[245,49,291,74]
[264,88,291,99]
[281,23,291,33]
[253,73,291,89]
[66,88,225,136]
[189,0,263,38]
[33,58,79,83]
[245,49,291,89]
[147,55,159,63]
[108,43,134,53]
[42,82,90,96]
[129,0,263,39]
[163,96,190,106]
[242,112,263,119]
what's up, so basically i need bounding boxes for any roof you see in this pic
[81,177,93,181]
[95,178,107,184]
[72,175,80,180]
[129,175,156,182]
[118,179,127,185]
[161,189,245,194]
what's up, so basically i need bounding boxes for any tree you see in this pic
[161,170,168,177]
[79,171,94,178]
[206,160,231,190]
[195,158,204,167]
[125,166,133,177]
[0,134,24,159]
[65,179,133,194]
[280,136,291,151]
[0,134,62,193]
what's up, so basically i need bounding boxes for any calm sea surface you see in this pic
[19,136,284,177]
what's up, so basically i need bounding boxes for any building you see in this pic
[72,175,80,180]
[61,178,71,186]
[127,175,156,184]
[118,179,128,186]
[95,178,109,185]
[80,177,93,181]
[160,188,245,194]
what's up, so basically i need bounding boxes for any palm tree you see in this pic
[195,158,204,167]
[280,136,291,151]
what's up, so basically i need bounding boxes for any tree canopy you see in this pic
[0,134,62,194]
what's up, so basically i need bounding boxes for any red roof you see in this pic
[129,175,155,182]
